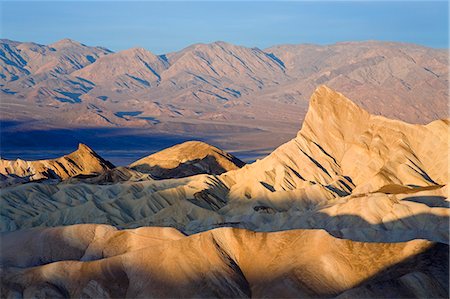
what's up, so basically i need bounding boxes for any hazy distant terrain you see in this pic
[1,39,448,162]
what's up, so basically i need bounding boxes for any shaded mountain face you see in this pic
[1,39,448,155]
[0,143,114,186]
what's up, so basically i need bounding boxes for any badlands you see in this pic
[0,86,448,298]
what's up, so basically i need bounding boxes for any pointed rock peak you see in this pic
[306,85,369,120]
[299,85,370,137]
[74,143,99,157]
[0,143,115,183]
[77,143,93,152]
[308,85,365,114]
[72,143,115,168]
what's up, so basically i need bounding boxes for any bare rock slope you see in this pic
[1,40,448,153]
[63,141,245,184]
[1,86,447,243]
[130,140,245,178]
[0,143,114,185]
[1,225,448,298]
[0,86,448,298]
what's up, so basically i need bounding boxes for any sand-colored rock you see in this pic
[1,176,447,244]
[1,225,448,298]
[0,86,448,247]
[218,85,448,204]
[0,143,114,185]
[130,140,245,178]
[0,85,448,298]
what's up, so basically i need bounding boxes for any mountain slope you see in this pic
[160,41,287,95]
[1,225,447,298]
[72,47,169,91]
[218,85,448,207]
[0,143,114,184]
[265,41,448,123]
[1,86,447,243]
[1,40,447,156]
[130,140,245,178]
[0,38,111,84]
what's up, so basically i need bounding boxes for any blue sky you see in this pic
[1,1,448,53]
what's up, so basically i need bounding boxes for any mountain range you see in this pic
[1,39,448,158]
[1,86,448,298]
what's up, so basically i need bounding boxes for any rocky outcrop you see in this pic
[130,141,245,179]
[0,143,114,184]
[1,86,447,244]
[0,85,448,298]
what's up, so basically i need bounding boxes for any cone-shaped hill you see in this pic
[130,141,245,179]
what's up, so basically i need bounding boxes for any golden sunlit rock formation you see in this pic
[0,144,114,186]
[0,86,448,298]
[130,140,245,178]
[1,225,447,298]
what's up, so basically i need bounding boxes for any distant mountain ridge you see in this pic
[1,38,448,154]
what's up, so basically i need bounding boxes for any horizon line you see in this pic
[2,37,448,55]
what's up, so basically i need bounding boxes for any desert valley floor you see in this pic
[0,86,448,298]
